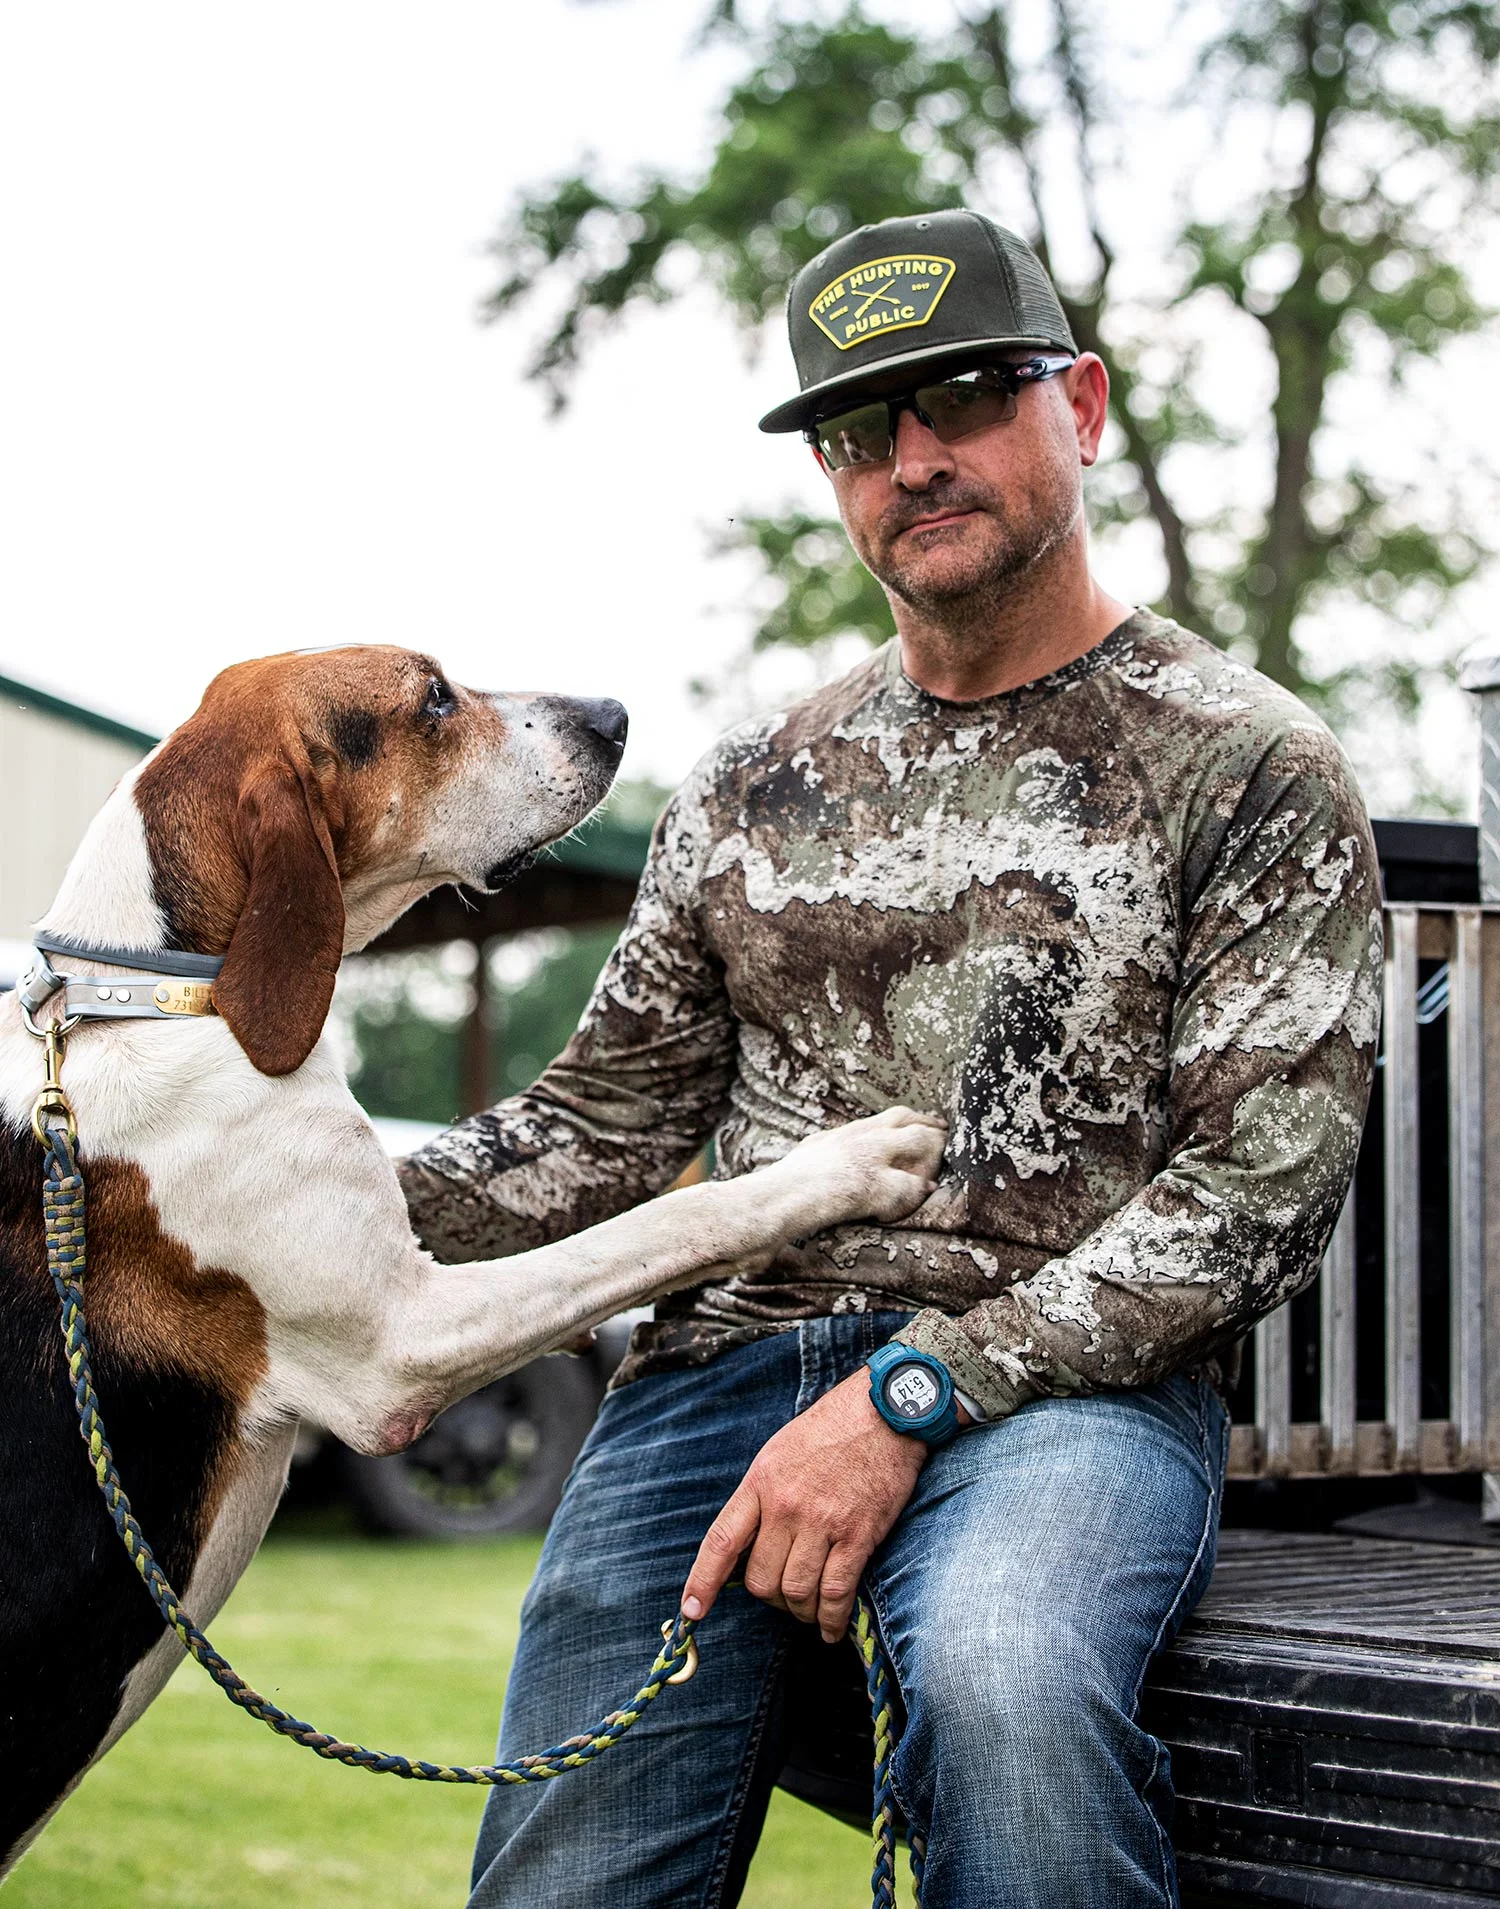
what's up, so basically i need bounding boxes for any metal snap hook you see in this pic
[27,1017,79,1148]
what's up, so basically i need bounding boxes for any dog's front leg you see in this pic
[350,1106,945,1454]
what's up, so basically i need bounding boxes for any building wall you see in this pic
[0,700,148,942]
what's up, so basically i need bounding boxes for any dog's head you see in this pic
[133,645,627,1076]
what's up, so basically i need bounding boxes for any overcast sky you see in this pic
[1,2,1494,805]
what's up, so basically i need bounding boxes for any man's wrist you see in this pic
[894,1310,1028,1426]
[834,1374,931,1468]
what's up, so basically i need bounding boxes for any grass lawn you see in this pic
[7,1521,913,1908]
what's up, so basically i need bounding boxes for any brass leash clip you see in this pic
[30,1020,78,1149]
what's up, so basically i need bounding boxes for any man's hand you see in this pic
[681,1368,930,1644]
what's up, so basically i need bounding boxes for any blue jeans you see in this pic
[469,1313,1228,1909]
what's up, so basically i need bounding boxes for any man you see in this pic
[401,209,1381,1908]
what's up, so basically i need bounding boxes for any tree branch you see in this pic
[1249,12,1342,687]
[1045,0,1197,627]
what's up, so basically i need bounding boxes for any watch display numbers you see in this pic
[887,1367,941,1418]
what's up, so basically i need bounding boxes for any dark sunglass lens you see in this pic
[916,375,1018,443]
[816,402,893,469]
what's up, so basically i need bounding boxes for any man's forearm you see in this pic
[896,1176,1327,1423]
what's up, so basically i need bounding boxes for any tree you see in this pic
[484,0,1499,750]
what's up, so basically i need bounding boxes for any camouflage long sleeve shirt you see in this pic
[400,611,1382,1422]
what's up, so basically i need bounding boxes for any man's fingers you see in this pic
[779,1531,832,1624]
[742,1521,795,1610]
[682,1488,761,1621]
[817,1542,868,1644]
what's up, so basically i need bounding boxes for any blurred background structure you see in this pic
[0,676,157,965]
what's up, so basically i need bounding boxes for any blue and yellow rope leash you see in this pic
[852,1599,928,1905]
[31,1021,921,1903]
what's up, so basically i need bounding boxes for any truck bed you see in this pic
[1147,1530,1500,1906]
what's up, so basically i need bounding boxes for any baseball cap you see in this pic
[758,209,1077,435]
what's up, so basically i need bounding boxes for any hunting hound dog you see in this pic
[0,645,943,1873]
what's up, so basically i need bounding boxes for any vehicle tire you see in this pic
[339,1355,602,1538]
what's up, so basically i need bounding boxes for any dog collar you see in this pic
[20,934,224,1023]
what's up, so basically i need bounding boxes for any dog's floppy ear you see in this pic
[213,764,345,1076]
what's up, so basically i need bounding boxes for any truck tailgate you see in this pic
[1147,1529,1500,1905]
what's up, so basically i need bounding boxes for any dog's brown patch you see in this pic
[78,1153,270,1540]
[82,1153,269,1413]
[63,1151,270,1556]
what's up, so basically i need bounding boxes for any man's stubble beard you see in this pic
[862,471,1083,631]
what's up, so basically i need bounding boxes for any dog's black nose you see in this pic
[574,698,629,748]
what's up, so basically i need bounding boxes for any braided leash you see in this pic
[852,1598,926,1907]
[33,1038,921,1897]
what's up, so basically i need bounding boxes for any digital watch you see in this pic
[865,1343,961,1448]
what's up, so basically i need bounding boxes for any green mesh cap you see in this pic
[759,209,1076,434]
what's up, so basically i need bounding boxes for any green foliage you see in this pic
[345,957,467,1124]
[485,0,1499,732]
[345,923,626,1123]
[721,510,896,651]
[1178,0,1500,691]
[347,1004,460,1124]
[489,923,623,1097]
[483,13,974,397]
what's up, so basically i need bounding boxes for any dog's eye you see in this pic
[421,677,457,722]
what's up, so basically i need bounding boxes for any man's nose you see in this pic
[890,404,956,491]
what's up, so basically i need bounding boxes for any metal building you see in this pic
[0,673,156,958]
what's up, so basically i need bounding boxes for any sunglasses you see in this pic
[805,354,1077,471]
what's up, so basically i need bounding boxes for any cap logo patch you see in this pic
[808,255,957,351]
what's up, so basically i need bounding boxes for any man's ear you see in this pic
[213,765,345,1076]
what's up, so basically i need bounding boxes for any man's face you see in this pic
[820,356,1106,617]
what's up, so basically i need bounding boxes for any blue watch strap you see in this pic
[866,1343,960,1448]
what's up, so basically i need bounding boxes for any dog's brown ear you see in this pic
[213,765,345,1076]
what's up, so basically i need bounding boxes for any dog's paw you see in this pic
[770,1106,948,1232]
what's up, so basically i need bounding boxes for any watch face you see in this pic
[884,1363,942,1420]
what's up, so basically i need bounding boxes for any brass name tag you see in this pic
[152,981,217,1017]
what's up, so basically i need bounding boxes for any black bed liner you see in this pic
[778,1530,1500,1902]
[1151,1530,1500,1906]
